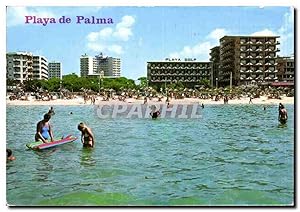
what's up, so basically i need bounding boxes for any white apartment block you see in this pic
[80,54,94,77]
[6,52,34,83]
[33,56,49,80]
[105,57,121,77]
[48,62,62,79]
[81,53,121,77]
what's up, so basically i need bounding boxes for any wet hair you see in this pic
[7,149,12,158]
[44,113,51,120]
[78,122,85,130]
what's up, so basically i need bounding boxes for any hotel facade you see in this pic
[33,55,48,80]
[276,56,294,83]
[48,61,62,79]
[211,36,280,87]
[147,58,212,88]
[6,52,49,83]
[80,53,121,77]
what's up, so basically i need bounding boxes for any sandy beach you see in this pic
[6,96,294,106]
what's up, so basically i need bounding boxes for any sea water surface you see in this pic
[6,104,294,206]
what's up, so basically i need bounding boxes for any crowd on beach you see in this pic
[7,85,294,104]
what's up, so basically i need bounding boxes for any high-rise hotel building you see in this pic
[210,46,220,87]
[80,53,121,77]
[276,56,294,82]
[6,52,33,83]
[48,62,62,79]
[211,36,280,86]
[80,54,94,77]
[147,58,212,88]
[6,52,49,83]
[33,55,48,80]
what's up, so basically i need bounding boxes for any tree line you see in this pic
[7,74,211,92]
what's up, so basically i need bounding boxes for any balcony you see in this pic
[264,76,273,80]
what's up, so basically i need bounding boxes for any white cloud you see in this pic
[87,27,113,42]
[86,43,106,52]
[251,29,277,36]
[87,43,123,55]
[86,15,135,55]
[206,28,228,41]
[169,28,228,60]
[116,15,135,29]
[112,15,135,41]
[113,27,133,41]
[99,27,113,38]
[108,45,124,55]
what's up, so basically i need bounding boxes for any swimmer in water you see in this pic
[278,103,288,124]
[35,113,54,143]
[6,149,16,161]
[78,123,95,148]
[150,105,160,119]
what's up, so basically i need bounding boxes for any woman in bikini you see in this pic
[35,113,54,143]
[77,123,95,148]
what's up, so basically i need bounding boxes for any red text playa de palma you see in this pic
[25,16,114,26]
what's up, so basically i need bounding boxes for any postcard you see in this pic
[6,6,294,206]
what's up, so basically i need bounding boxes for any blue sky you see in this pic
[6,6,294,80]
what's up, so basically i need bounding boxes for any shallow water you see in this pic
[6,104,294,206]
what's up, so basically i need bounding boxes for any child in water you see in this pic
[7,149,16,161]
[77,123,95,148]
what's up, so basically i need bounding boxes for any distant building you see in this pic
[6,52,33,83]
[33,55,48,80]
[94,53,121,77]
[147,59,212,88]
[276,57,294,82]
[210,36,280,87]
[48,62,62,79]
[80,53,121,77]
[210,46,220,87]
[80,53,94,77]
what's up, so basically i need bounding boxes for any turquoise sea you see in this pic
[6,104,294,206]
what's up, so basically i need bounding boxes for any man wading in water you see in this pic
[78,123,95,148]
[278,103,288,124]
